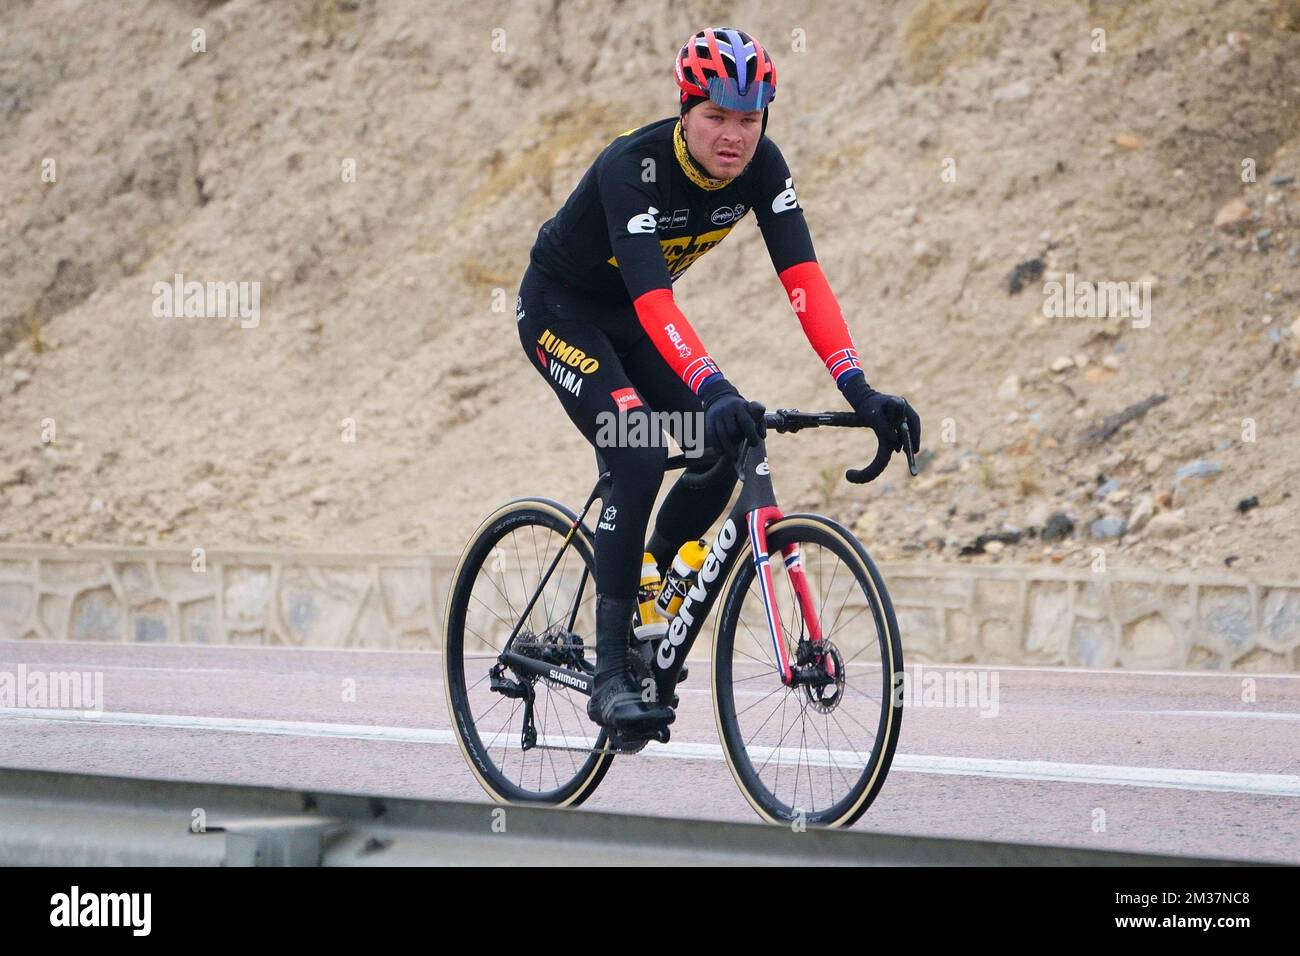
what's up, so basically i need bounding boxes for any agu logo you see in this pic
[663,323,692,357]
[599,505,618,532]
[537,329,600,373]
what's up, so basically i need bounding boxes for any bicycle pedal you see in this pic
[606,715,672,750]
[603,730,649,754]
[607,727,668,750]
[607,739,648,755]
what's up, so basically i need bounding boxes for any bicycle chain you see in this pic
[531,740,648,756]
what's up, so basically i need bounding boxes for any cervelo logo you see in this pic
[658,518,738,668]
[755,459,770,475]
[663,323,692,357]
[548,669,588,691]
[627,205,658,234]
[710,203,746,226]
[771,177,798,213]
[537,329,600,373]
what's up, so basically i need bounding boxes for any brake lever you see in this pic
[733,437,752,480]
[899,421,918,476]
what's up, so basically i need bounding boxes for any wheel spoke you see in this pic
[805,712,857,794]
[467,591,516,641]
[734,681,788,721]
[717,522,899,826]
[447,510,606,805]
[737,608,778,669]
[757,692,806,782]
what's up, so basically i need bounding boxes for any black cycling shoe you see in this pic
[587,593,675,735]
[586,669,675,734]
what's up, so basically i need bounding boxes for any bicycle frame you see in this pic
[500,436,828,706]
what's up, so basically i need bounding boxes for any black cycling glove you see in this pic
[699,378,764,461]
[842,375,921,454]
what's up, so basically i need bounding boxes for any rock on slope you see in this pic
[0,0,1298,577]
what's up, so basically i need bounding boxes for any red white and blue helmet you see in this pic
[675,28,777,112]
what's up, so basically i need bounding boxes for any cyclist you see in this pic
[515,27,921,738]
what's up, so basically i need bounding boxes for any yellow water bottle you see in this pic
[654,539,710,619]
[637,552,662,624]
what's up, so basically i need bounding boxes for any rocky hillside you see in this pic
[2,0,1299,578]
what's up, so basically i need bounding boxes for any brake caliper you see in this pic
[795,639,846,714]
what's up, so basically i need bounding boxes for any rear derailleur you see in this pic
[488,661,538,750]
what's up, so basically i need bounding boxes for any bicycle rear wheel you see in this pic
[444,498,615,806]
[712,514,903,827]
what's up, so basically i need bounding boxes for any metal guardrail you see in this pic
[0,767,1258,866]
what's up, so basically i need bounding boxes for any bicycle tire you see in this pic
[444,497,616,806]
[712,514,903,828]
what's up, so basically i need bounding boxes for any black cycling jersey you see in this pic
[529,117,816,305]
[516,115,860,600]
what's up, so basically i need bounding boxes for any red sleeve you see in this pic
[631,289,723,394]
[778,260,863,387]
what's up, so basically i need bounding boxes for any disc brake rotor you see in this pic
[799,639,846,714]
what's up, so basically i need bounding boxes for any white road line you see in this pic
[3,708,1298,798]
[0,640,434,657]
[0,664,251,675]
[7,640,1300,680]
[1122,709,1300,722]
[0,709,439,743]
[892,662,1300,680]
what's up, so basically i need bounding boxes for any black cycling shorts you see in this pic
[515,263,736,598]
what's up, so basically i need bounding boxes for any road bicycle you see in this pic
[443,405,912,827]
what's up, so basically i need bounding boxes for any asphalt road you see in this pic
[1,641,1296,863]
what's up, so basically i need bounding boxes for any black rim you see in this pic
[446,504,613,804]
[715,519,901,826]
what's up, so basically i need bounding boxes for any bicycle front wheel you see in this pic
[443,498,615,807]
[712,514,903,828]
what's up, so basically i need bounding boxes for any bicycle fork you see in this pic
[747,506,831,688]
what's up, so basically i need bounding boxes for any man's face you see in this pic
[681,101,762,179]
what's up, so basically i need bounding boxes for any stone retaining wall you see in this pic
[0,547,1297,672]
